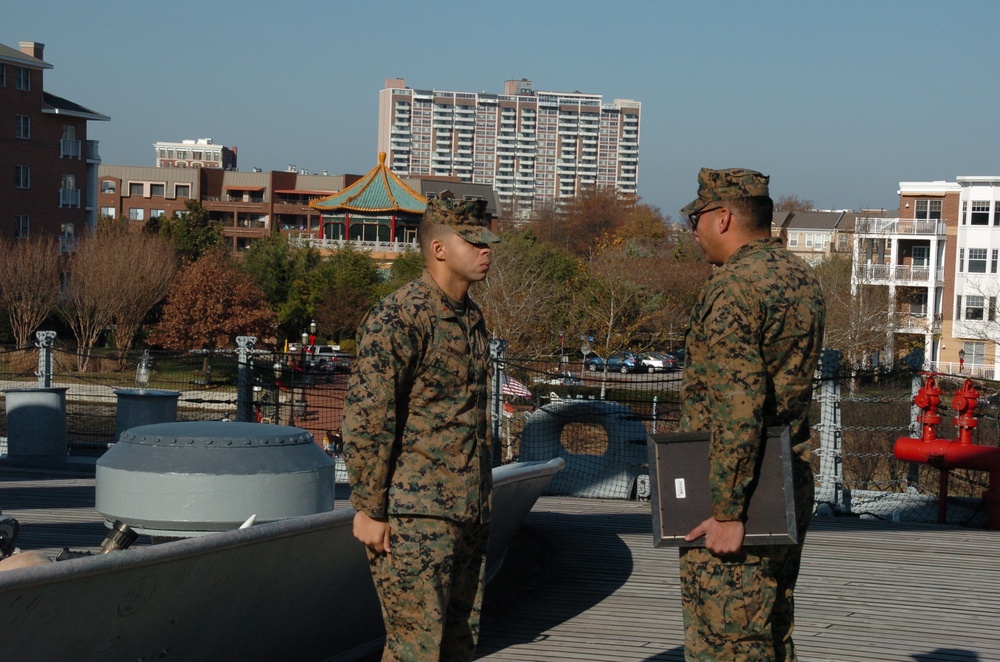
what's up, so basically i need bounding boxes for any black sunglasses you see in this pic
[687,205,723,230]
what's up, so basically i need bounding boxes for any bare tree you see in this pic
[0,237,62,347]
[573,237,665,356]
[775,195,815,212]
[475,231,578,358]
[104,230,178,359]
[814,254,893,369]
[58,234,122,372]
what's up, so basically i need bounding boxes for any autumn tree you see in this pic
[149,248,277,361]
[475,231,579,358]
[0,236,62,347]
[380,248,424,296]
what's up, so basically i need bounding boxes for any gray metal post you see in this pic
[816,349,844,511]
[35,331,56,388]
[235,336,257,423]
[488,338,508,467]
[906,372,923,487]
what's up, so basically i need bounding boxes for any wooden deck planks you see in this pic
[3,468,1000,661]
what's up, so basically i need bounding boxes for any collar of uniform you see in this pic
[417,271,483,327]
[726,236,783,264]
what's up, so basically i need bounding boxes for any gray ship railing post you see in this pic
[236,336,257,422]
[489,338,507,467]
[816,349,844,512]
[35,331,57,388]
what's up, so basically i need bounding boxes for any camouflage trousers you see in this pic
[368,515,490,662]
[679,456,814,662]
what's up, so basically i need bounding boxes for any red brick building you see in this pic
[0,41,108,241]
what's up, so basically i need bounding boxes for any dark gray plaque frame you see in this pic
[648,426,798,547]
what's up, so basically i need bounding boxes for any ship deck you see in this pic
[2,467,998,662]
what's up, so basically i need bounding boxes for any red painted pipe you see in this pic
[893,377,1000,530]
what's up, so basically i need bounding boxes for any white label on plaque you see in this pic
[674,478,686,499]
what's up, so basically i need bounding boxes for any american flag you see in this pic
[501,374,532,398]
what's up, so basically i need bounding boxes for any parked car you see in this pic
[308,346,353,372]
[534,370,584,386]
[636,352,677,373]
[585,354,638,373]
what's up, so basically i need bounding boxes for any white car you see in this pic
[309,345,353,372]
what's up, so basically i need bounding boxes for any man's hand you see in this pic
[684,517,745,555]
[353,511,391,554]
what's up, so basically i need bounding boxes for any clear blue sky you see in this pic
[8,0,999,219]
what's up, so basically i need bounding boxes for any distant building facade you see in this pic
[377,78,640,216]
[1,40,108,241]
[851,180,971,373]
[98,164,359,252]
[154,138,237,170]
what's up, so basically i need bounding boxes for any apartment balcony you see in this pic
[854,263,945,285]
[86,140,101,163]
[59,189,81,208]
[60,139,81,159]
[855,218,946,237]
[894,312,942,335]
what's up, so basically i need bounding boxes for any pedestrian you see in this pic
[677,168,825,661]
[342,196,500,662]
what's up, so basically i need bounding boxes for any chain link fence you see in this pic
[1,336,998,529]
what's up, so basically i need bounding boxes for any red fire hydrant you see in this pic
[894,375,1000,530]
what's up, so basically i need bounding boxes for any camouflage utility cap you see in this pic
[423,198,500,244]
[680,167,770,216]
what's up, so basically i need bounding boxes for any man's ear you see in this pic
[430,237,447,261]
[717,207,733,234]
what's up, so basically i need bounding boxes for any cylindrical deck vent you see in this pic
[96,421,335,537]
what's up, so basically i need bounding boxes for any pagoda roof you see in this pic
[310,153,426,214]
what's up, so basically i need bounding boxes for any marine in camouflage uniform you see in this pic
[677,168,825,661]
[343,197,499,662]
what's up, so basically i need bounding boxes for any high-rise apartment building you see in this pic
[377,78,640,216]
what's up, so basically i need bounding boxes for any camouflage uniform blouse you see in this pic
[343,271,492,525]
[680,237,825,522]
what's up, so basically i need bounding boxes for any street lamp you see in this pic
[272,361,282,424]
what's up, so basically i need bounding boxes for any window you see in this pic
[100,207,116,219]
[965,296,985,320]
[837,233,849,251]
[150,209,164,219]
[175,184,190,198]
[915,199,942,221]
[150,183,165,197]
[963,342,986,367]
[787,232,798,248]
[912,246,929,267]
[100,180,117,194]
[994,249,999,274]
[15,165,30,189]
[129,183,144,196]
[15,115,29,139]
[129,208,145,221]
[14,215,29,239]
[959,248,964,273]
[969,248,988,273]
[970,201,990,225]
[0,64,5,87]
[15,67,30,91]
